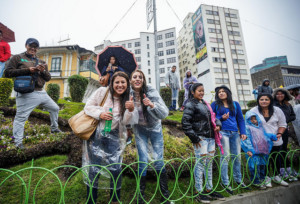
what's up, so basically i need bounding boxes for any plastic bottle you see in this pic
[104,108,113,134]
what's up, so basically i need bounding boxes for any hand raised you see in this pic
[143,94,154,108]
[125,96,135,112]
[222,112,229,120]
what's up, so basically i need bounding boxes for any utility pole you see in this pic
[153,0,160,92]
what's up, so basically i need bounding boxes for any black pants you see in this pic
[270,145,283,175]
[281,129,291,167]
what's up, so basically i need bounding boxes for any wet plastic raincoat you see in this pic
[241,111,277,169]
[82,87,138,189]
[183,70,198,106]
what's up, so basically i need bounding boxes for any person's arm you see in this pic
[117,66,124,72]
[215,117,222,129]
[146,89,169,119]
[235,102,246,135]
[39,63,51,81]
[211,102,223,121]
[258,86,262,95]
[288,105,296,123]
[181,103,200,143]
[84,88,107,120]
[3,43,11,62]
[241,128,255,154]
[165,72,170,86]
[101,66,108,76]
[4,55,31,77]
[276,108,287,135]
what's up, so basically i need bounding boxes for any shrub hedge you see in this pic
[160,87,172,107]
[46,83,60,103]
[68,75,89,102]
[178,89,185,108]
[247,100,257,108]
[0,78,13,106]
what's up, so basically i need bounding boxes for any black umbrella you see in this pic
[285,84,300,90]
[96,46,137,76]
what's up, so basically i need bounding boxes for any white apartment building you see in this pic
[178,4,253,108]
[94,28,180,89]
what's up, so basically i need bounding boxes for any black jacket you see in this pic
[258,79,273,95]
[182,98,222,143]
[274,102,296,123]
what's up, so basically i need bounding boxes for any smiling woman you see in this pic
[82,71,137,204]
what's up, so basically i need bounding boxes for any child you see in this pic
[182,83,225,203]
[241,111,278,189]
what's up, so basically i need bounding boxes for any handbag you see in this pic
[14,59,38,93]
[99,73,110,87]
[68,87,110,140]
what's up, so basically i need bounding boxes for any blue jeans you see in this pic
[220,130,242,185]
[135,125,165,176]
[0,62,5,78]
[171,88,178,100]
[249,164,266,185]
[193,137,215,192]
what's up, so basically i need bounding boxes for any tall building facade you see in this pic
[178,4,253,107]
[250,56,288,74]
[94,28,180,89]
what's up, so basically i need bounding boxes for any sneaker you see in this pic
[206,190,225,201]
[236,182,251,190]
[51,129,62,133]
[288,176,298,182]
[220,183,233,195]
[195,194,211,203]
[258,183,267,190]
[265,176,272,188]
[273,175,289,187]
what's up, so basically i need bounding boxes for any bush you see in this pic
[247,100,257,108]
[178,89,185,108]
[46,83,60,103]
[0,78,13,106]
[68,75,89,102]
[160,87,172,107]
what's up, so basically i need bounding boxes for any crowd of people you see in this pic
[2,36,300,203]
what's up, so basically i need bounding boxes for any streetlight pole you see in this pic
[153,0,160,92]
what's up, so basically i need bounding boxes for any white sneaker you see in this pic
[259,184,267,190]
[265,176,272,188]
[273,175,289,186]
[289,176,298,182]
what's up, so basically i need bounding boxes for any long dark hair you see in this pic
[130,70,148,121]
[215,88,235,113]
[188,83,204,99]
[108,55,119,67]
[257,94,274,117]
[109,71,130,118]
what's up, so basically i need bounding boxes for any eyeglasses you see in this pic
[29,44,39,49]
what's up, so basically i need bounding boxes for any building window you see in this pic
[215,78,229,84]
[136,57,141,62]
[128,43,132,48]
[158,42,163,48]
[234,69,247,74]
[147,36,149,41]
[227,22,239,27]
[232,49,244,55]
[167,57,176,64]
[228,31,240,36]
[206,10,219,15]
[236,79,249,85]
[214,67,228,73]
[208,28,222,34]
[157,35,162,40]
[51,57,62,71]
[233,59,246,64]
[211,47,224,53]
[159,59,164,65]
[160,68,165,73]
[148,69,151,74]
[166,48,175,55]
[135,42,140,47]
[166,40,175,47]
[149,78,151,83]
[165,32,174,38]
[210,37,223,43]
[158,51,164,56]
[148,60,150,66]
[147,44,150,49]
[225,13,237,18]
[230,40,242,45]
[135,49,141,54]
[213,57,226,63]
[238,90,251,95]
[207,19,220,24]
[147,52,150,57]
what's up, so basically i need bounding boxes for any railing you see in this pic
[0,150,299,203]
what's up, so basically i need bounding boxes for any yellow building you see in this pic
[37,45,100,101]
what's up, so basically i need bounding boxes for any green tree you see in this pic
[46,83,60,103]
[68,75,89,102]
[0,78,13,106]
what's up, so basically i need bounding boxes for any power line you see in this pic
[104,0,139,41]
[165,0,183,26]
[242,19,300,44]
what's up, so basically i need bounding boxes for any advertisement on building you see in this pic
[192,6,207,64]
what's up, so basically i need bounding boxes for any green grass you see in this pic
[165,111,183,123]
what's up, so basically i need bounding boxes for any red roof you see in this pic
[0,22,15,43]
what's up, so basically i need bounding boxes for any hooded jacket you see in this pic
[273,88,296,123]
[258,79,273,95]
[241,111,277,168]
[183,70,198,101]
[165,70,180,89]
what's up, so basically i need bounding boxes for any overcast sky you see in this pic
[1,0,299,68]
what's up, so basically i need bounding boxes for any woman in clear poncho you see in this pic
[130,70,172,204]
[83,71,137,204]
[241,111,277,188]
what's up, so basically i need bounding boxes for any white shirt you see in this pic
[251,106,287,146]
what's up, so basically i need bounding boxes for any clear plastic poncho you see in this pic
[82,87,138,189]
[131,85,169,170]
[292,104,300,144]
[241,111,277,168]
